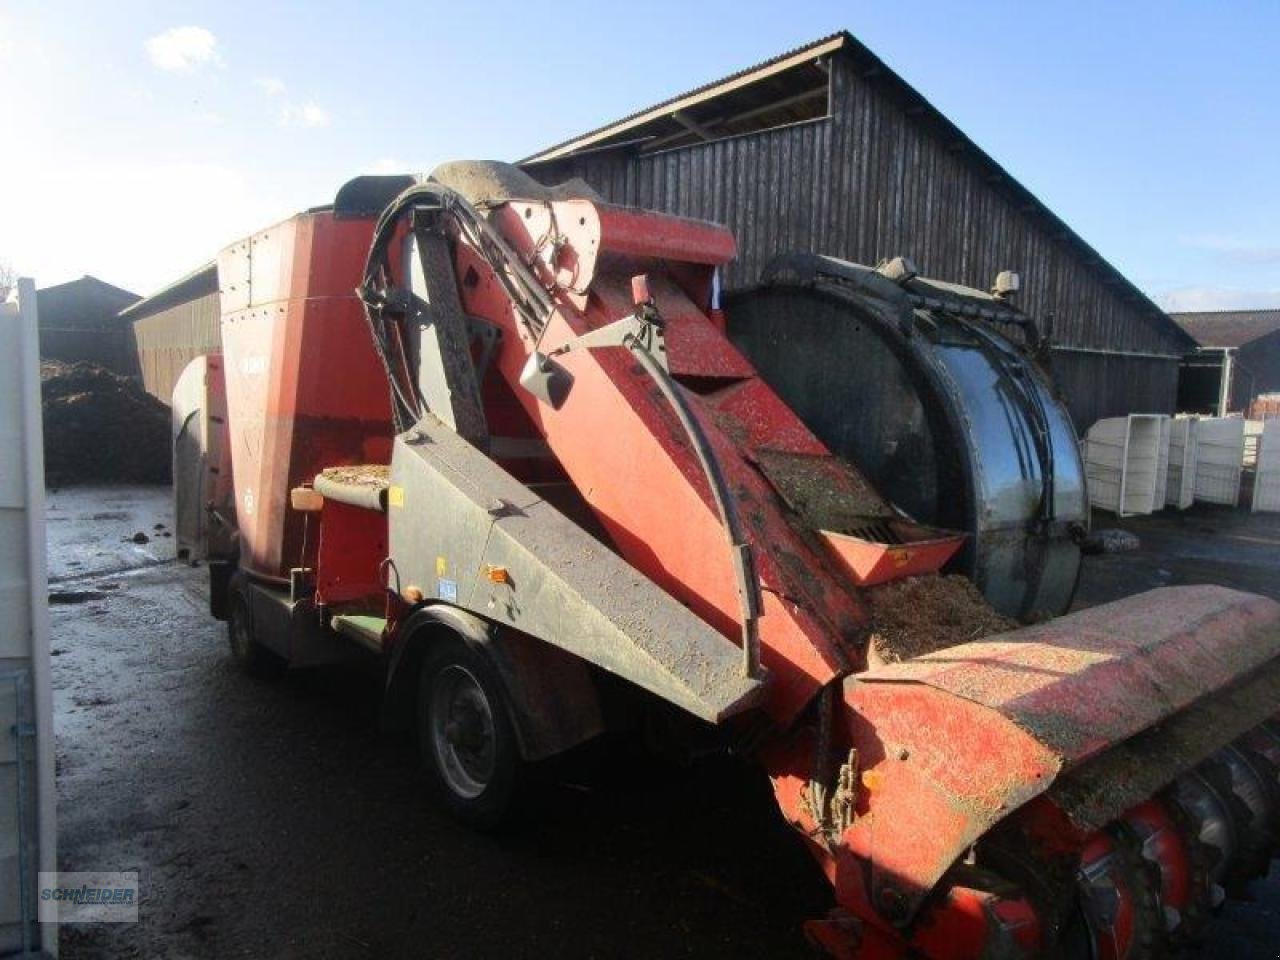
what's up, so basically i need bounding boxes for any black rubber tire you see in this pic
[417,637,523,830]
[226,584,287,679]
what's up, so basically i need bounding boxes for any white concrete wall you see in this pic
[0,279,57,956]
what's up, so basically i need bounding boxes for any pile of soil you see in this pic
[41,361,171,486]
[866,574,1016,665]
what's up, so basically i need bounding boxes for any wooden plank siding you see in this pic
[526,52,1188,427]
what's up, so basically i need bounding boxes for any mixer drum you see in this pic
[725,255,1087,621]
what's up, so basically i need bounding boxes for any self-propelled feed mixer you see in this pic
[188,162,1280,958]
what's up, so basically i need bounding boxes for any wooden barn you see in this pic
[521,31,1196,430]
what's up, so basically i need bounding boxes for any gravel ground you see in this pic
[49,488,1280,958]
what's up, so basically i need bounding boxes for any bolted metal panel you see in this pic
[387,421,764,723]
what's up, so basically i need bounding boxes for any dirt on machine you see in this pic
[171,160,1280,959]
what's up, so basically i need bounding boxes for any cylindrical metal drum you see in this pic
[725,254,1086,620]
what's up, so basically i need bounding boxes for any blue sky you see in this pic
[2,0,1277,311]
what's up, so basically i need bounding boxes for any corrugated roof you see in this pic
[118,261,217,320]
[521,33,846,164]
[518,31,1196,353]
[1171,309,1280,348]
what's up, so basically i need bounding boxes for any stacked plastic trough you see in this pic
[1194,417,1247,507]
[1255,419,1280,513]
[1086,414,1253,515]
[1084,414,1165,516]
[1165,417,1198,509]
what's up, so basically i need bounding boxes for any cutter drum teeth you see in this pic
[1214,745,1277,884]
[1237,722,1280,855]
[1074,830,1164,960]
[1170,770,1238,893]
[1121,799,1210,946]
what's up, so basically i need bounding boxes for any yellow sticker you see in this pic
[435,555,448,577]
[388,485,404,507]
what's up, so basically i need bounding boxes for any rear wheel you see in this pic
[226,581,286,678]
[417,638,523,829]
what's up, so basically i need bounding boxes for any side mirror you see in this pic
[519,352,574,410]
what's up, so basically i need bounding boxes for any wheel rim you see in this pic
[429,664,497,800]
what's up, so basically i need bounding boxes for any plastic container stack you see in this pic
[1084,414,1166,516]
[1193,417,1246,507]
[1254,419,1280,513]
[1164,417,1198,510]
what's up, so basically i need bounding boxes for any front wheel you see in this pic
[417,638,523,829]
[226,580,286,679]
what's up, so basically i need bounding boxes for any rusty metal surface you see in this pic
[1049,655,1280,829]
[795,584,1280,928]
[860,585,1280,764]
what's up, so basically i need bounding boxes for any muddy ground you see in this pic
[49,487,830,959]
[49,489,1280,958]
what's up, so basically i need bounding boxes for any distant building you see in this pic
[118,263,220,402]
[35,275,140,372]
[522,31,1197,430]
[1172,309,1280,415]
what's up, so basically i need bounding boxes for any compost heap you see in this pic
[41,361,171,485]
[866,574,1016,664]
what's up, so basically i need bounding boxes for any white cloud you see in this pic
[254,74,329,130]
[146,26,220,72]
[254,76,286,97]
[1156,286,1280,312]
[280,101,330,128]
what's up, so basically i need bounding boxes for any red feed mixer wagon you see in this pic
[178,161,1280,958]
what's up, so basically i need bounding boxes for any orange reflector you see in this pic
[403,585,424,604]
[484,565,510,584]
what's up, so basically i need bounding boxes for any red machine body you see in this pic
[217,212,392,582]
[211,171,1280,959]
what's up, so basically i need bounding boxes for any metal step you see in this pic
[330,614,386,653]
